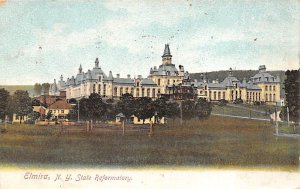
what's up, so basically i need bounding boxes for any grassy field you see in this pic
[0,116,299,169]
[212,105,270,119]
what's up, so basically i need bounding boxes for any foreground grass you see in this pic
[0,116,299,169]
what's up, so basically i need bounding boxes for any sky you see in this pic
[0,0,299,85]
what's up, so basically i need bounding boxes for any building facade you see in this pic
[50,44,281,105]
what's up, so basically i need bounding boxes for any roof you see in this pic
[49,100,72,110]
[141,78,156,85]
[162,44,172,57]
[250,72,280,83]
[113,78,134,85]
[150,64,179,76]
[116,113,125,117]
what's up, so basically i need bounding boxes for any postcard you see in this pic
[0,0,299,188]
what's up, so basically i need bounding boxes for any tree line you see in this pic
[67,93,213,124]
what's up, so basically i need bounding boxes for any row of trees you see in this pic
[33,83,50,96]
[0,89,33,123]
[68,93,213,124]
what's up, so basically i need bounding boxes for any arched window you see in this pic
[98,84,101,95]
[136,88,139,97]
[223,92,226,99]
[265,93,268,101]
[142,88,145,97]
[125,87,128,94]
[131,88,134,95]
[152,89,156,98]
[269,86,272,91]
[93,84,96,93]
[273,86,276,91]
[114,87,117,96]
[213,91,216,100]
[265,86,268,91]
[120,87,123,96]
[269,94,272,102]
[147,88,150,97]
[273,94,275,101]
[158,79,160,85]
[218,92,221,100]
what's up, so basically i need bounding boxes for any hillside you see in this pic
[190,70,286,97]
[0,85,34,97]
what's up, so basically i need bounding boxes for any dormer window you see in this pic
[99,76,102,82]
[137,82,140,87]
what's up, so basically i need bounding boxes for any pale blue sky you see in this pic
[0,0,299,84]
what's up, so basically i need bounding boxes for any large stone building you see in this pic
[191,66,281,105]
[50,44,281,105]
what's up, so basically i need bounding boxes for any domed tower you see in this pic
[162,44,172,65]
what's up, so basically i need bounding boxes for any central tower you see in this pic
[162,44,172,65]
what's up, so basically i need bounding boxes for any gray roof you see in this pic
[141,78,156,86]
[150,64,179,76]
[251,72,280,83]
[162,44,172,57]
[220,76,240,87]
[113,78,134,85]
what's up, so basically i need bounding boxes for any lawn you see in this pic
[0,116,299,169]
[212,105,270,119]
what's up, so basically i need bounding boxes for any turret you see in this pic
[95,58,99,68]
[79,65,82,73]
[162,44,172,65]
[259,65,266,73]
[228,68,233,77]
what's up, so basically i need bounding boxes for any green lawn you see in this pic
[0,116,299,169]
[212,105,270,119]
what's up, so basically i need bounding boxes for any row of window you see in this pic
[265,85,276,91]
[265,93,276,102]
[49,110,65,114]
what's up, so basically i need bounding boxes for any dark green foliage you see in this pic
[11,90,32,123]
[153,97,168,119]
[26,111,40,124]
[46,111,52,120]
[68,98,78,104]
[195,98,212,119]
[31,99,41,106]
[280,70,300,123]
[165,101,180,119]
[134,97,155,123]
[41,83,50,94]
[181,100,195,120]
[218,99,228,107]
[115,93,135,122]
[79,93,107,121]
[0,88,10,120]
[234,98,243,104]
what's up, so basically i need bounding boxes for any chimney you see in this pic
[138,75,142,79]
[194,79,198,82]
[116,74,120,78]
[127,74,131,79]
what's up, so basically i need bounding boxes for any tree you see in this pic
[11,90,32,124]
[27,111,40,124]
[195,98,212,120]
[46,111,52,120]
[32,99,41,106]
[280,70,300,123]
[79,93,107,121]
[165,101,180,122]
[33,83,42,96]
[41,83,50,95]
[134,97,155,124]
[153,97,168,121]
[115,93,136,123]
[181,100,195,120]
[0,88,10,120]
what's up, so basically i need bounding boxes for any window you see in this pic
[265,86,268,91]
[131,88,134,95]
[120,87,123,96]
[54,110,56,113]
[61,110,64,114]
[213,91,216,100]
[152,89,156,98]
[98,84,101,94]
[158,79,160,85]
[147,88,150,97]
[142,88,145,97]
[269,86,272,91]
[269,94,272,102]
[136,88,140,97]
[114,87,117,96]
[273,86,276,91]
[265,94,268,101]
[93,84,96,93]
[218,92,221,100]
[273,94,275,101]
[99,76,102,82]
[125,87,128,94]
[103,84,106,95]
[167,80,170,85]
[223,92,226,99]
[137,82,140,87]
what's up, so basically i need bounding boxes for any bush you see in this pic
[233,98,243,104]
[253,101,261,106]
[218,99,228,106]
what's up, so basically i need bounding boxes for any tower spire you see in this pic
[95,58,99,68]
[162,44,172,65]
[79,65,82,73]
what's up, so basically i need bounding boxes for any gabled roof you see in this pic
[49,100,72,110]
